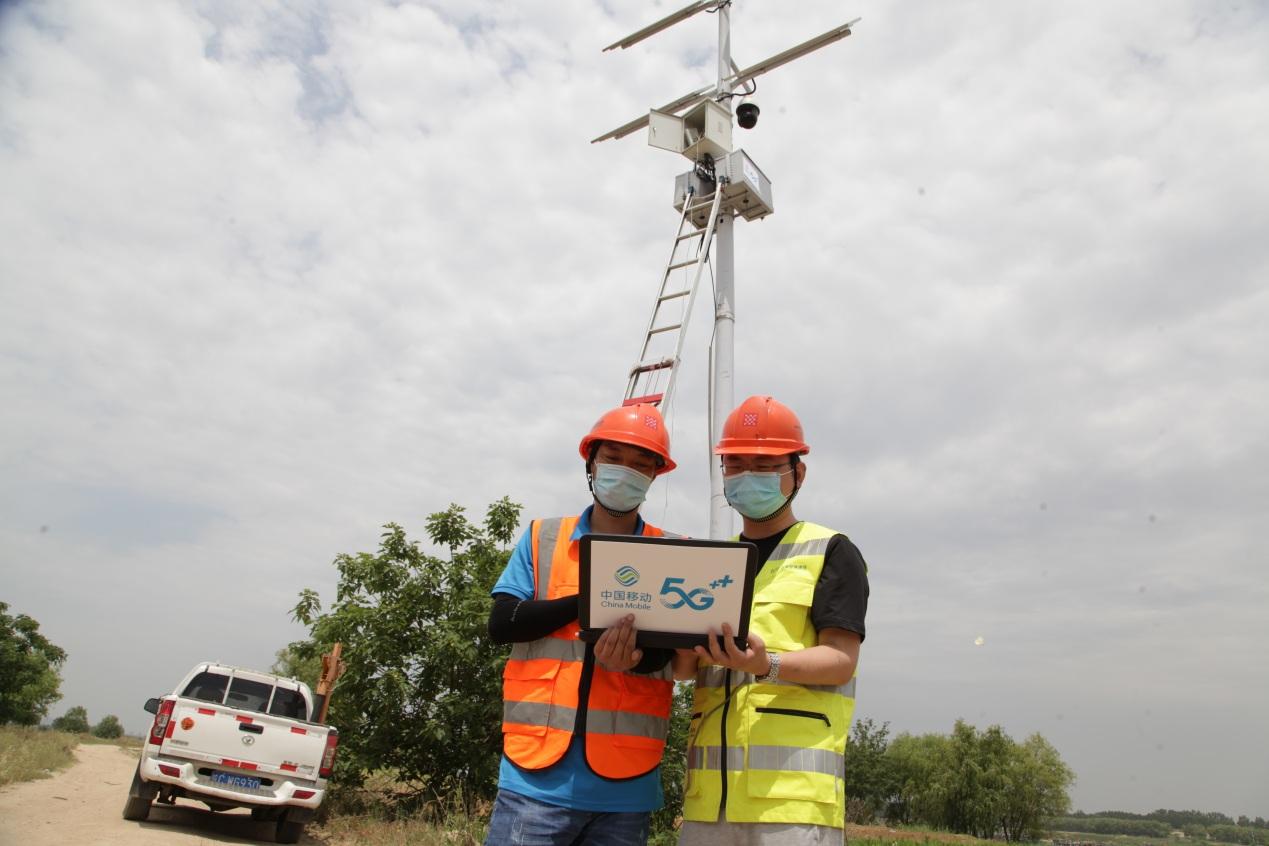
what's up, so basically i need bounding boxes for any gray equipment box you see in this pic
[673,149,774,227]
[649,100,733,164]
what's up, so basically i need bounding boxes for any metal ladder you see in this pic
[623,184,727,409]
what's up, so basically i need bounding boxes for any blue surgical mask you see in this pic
[723,471,790,520]
[592,463,654,513]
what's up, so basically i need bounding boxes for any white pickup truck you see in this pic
[123,662,339,844]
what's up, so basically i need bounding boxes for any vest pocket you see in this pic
[746,768,836,803]
[502,658,564,734]
[750,576,816,652]
[754,706,831,727]
[503,656,563,688]
[743,691,839,802]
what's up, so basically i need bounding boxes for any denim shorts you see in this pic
[483,789,652,846]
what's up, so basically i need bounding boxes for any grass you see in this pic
[845,824,999,846]
[315,819,979,846]
[311,772,491,845]
[0,725,80,787]
[314,813,487,846]
[313,809,1001,846]
[1047,832,1194,846]
[0,726,146,788]
[82,732,143,750]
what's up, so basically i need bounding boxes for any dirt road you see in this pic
[0,743,313,846]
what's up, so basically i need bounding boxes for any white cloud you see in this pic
[2,0,1266,819]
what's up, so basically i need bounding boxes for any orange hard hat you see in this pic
[578,403,676,474]
[714,395,810,456]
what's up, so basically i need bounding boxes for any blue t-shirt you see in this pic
[490,506,664,812]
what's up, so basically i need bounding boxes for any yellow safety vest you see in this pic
[682,521,858,827]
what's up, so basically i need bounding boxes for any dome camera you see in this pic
[736,102,760,129]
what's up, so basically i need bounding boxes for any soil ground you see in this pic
[0,743,315,845]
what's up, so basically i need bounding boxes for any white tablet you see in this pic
[579,534,758,649]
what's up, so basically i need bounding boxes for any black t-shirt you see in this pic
[741,524,869,641]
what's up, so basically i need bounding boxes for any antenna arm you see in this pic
[591,82,716,144]
[591,17,861,144]
[725,18,860,89]
[602,1,722,52]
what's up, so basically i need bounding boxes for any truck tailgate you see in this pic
[162,700,327,779]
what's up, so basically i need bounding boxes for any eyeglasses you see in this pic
[720,460,794,477]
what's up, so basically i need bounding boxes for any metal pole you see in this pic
[710,219,735,539]
[709,2,734,540]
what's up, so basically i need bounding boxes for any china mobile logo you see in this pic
[614,565,640,587]
[657,572,733,612]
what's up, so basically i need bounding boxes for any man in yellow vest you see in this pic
[485,403,682,846]
[677,395,870,846]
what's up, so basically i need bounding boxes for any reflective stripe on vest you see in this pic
[587,709,669,738]
[534,518,563,599]
[769,535,833,562]
[687,744,844,778]
[682,521,857,827]
[503,700,577,731]
[501,514,674,780]
[509,638,586,663]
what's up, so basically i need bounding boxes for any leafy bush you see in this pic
[50,705,89,734]
[1048,816,1170,836]
[91,714,123,739]
[650,683,694,841]
[289,499,521,815]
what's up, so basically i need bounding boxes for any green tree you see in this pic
[999,733,1073,841]
[271,644,321,690]
[1210,825,1269,846]
[52,704,90,733]
[92,714,124,739]
[0,602,66,725]
[650,683,694,843]
[885,731,947,825]
[844,717,900,823]
[935,719,1011,839]
[289,498,522,814]
[886,720,1074,841]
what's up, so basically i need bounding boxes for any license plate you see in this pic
[211,771,262,791]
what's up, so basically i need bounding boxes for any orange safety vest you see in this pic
[501,516,675,780]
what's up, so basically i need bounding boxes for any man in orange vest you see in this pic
[485,403,682,846]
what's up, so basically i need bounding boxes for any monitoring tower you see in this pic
[593,2,859,539]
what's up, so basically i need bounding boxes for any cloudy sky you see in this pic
[2,0,1267,819]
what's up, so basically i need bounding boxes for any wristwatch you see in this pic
[755,652,781,683]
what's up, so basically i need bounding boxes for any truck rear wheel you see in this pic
[275,812,306,844]
[122,795,152,821]
[121,767,154,821]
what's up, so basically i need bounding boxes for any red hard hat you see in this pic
[714,395,810,456]
[579,404,676,474]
